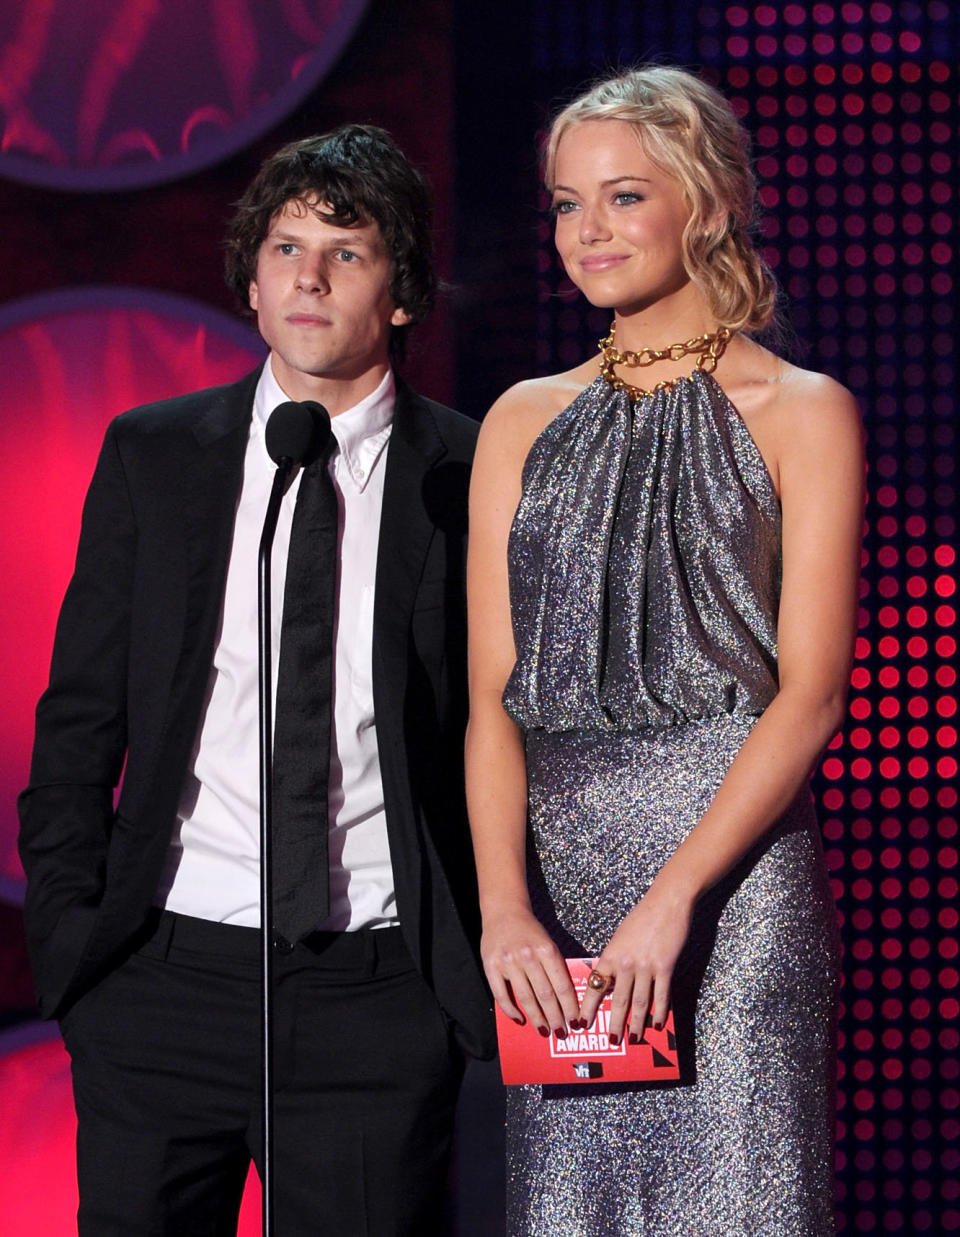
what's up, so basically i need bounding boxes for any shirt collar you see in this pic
[328,369,395,492]
[252,360,395,493]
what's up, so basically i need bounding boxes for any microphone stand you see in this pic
[257,455,294,1237]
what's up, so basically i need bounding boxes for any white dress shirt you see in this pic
[156,359,398,930]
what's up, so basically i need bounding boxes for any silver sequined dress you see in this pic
[502,371,840,1236]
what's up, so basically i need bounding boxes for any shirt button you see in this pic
[273,934,295,954]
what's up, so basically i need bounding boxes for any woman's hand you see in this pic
[578,884,694,1044]
[481,904,580,1037]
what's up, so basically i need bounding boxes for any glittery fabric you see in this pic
[503,372,781,731]
[503,374,840,1236]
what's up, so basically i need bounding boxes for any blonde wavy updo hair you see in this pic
[545,65,777,334]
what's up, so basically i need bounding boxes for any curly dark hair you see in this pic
[225,124,436,362]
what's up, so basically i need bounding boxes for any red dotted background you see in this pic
[535,3,958,1231]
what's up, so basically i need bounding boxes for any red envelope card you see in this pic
[496,958,679,1085]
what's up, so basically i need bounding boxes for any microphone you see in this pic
[265,400,332,469]
[256,395,331,1235]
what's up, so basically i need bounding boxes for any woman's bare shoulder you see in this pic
[776,359,857,413]
[479,361,599,456]
[725,339,858,423]
[716,340,862,493]
[769,362,863,471]
[722,340,860,443]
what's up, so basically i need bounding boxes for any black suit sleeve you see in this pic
[18,418,135,1012]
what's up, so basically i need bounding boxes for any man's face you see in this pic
[249,197,410,406]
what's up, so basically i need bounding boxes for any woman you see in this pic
[466,66,862,1235]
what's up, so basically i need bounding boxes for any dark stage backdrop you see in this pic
[456,5,957,1234]
[2,1,958,1234]
[0,0,456,899]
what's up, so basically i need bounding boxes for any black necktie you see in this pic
[271,444,338,943]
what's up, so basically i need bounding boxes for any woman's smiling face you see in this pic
[550,119,694,316]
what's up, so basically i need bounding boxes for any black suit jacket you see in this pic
[18,367,495,1059]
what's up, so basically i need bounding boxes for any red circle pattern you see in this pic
[538,5,957,1231]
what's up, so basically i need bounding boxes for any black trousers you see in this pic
[59,911,464,1237]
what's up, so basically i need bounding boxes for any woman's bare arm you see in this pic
[465,382,581,1036]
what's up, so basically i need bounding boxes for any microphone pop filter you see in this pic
[265,400,332,467]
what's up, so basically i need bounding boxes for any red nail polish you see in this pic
[628,1032,639,1045]
[538,1025,550,1037]
[608,1033,619,1046]
[654,1020,663,1032]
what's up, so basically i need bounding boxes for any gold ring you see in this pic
[587,969,611,992]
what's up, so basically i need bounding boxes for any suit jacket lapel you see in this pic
[373,383,446,931]
[183,367,259,586]
[159,368,259,728]
[373,382,446,662]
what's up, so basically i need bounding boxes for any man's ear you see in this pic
[249,281,259,311]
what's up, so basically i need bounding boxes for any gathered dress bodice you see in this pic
[503,371,782,733]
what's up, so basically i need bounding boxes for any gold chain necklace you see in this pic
[598,323,732,402]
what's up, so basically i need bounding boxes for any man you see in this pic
[19,125,494,1235]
